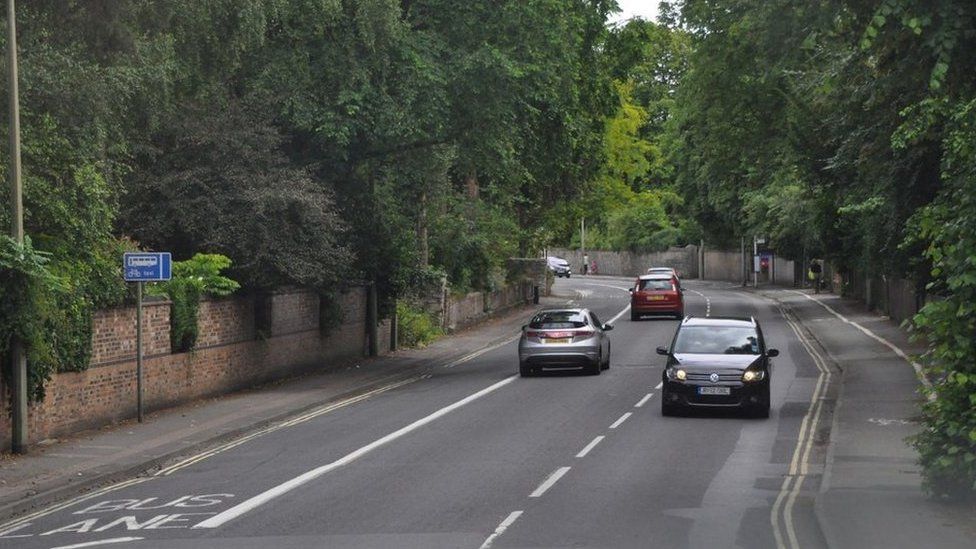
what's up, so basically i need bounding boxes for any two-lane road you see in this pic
[0,277,833,549]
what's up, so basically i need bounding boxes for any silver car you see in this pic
[518,308,613,376]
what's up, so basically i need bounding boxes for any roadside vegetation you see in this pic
[661,0,976,500]
[0,0,973,499]
[395,301,442,349]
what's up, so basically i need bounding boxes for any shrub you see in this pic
[149,254,240,352]
[396,301,442,348]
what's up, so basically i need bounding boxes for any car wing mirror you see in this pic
[628,288,634,293]
[603,323,614,331]
[767,348,779,357]
[656,346,669,356]
[521,324,527,331]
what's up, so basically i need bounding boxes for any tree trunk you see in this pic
[465,170,479,199]
[418,191,429,267]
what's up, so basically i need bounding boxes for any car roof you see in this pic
[647,267,675,272]
[535,308,587,315]
[681,316,756,328]
[637,274,674,280]
[547,256,568,263]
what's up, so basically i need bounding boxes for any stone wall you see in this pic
[550,246,700,278]
[0,288,381,451]
[444,280,533,332]
[702,250,743,282]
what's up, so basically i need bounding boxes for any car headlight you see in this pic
[742,369,765,382]
[667,368,687,381]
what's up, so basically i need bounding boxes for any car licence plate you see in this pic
[698,386,731,396]
[647,295,666,301]
[543,338,571,344]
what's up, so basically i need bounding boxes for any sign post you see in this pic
[123,252,172,423]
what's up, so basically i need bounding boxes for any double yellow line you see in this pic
[770,304,832,549]
[155,375,424,476]
[0,375,424,534]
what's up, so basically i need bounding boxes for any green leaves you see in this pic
[150,254,240,352]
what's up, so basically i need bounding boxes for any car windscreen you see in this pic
[529,311,588,329]
[673,326,760,355]
[639,279,673,291]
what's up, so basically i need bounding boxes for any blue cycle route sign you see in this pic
[123,252,173,282]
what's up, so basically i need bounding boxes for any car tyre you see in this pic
[589,355,602,375]
[630,311,639,322]
[519,362,532,377]
[601,344,611,370]
[661,397,679,417]
[751,383,770,418]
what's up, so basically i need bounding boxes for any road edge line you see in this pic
[787,290,932,394]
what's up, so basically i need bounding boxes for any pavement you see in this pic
[0,299,546,523]
[758,286,975,549]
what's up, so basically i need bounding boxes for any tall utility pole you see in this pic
[7,0,28,454]
[741,236,747,287]
[580,217,586,269]
[753,235,759,288]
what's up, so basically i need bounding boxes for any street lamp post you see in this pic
[7,0,28,454]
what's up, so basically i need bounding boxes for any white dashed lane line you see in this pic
[529,467,572,498]
[575,436,605,458]
[655,381,663,390]
[684,288,711,316]
[609,412,632,429]
[479,511,524,549]
[634,393,653,408]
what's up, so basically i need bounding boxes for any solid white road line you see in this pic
[50,538,144,549]
[195,375,518,529]
[478,511,523,549]
[634,393,653,408]
[156,376,423,476]
[607,304,632,324]
[577,282,633,293]
[655,382,663,390]
[529,466,571,498]
[609,412,632,429]
[575,436,605,458]
[789,290,932,392]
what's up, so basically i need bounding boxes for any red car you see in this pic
[630,274,684,320]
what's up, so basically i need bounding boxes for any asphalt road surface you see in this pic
[0,277,835,549]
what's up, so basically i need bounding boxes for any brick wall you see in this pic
[0,288,377,451]
[269,291,319,336]
[196,297,255,348]
[91,300,171,365]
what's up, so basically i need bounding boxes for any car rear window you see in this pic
[673,326,760,355]
[639,279,673,291]
[529,311,588,329]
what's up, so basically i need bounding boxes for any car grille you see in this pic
[686,372,741,382]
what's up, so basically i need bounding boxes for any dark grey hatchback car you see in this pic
[657,316,778,418]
